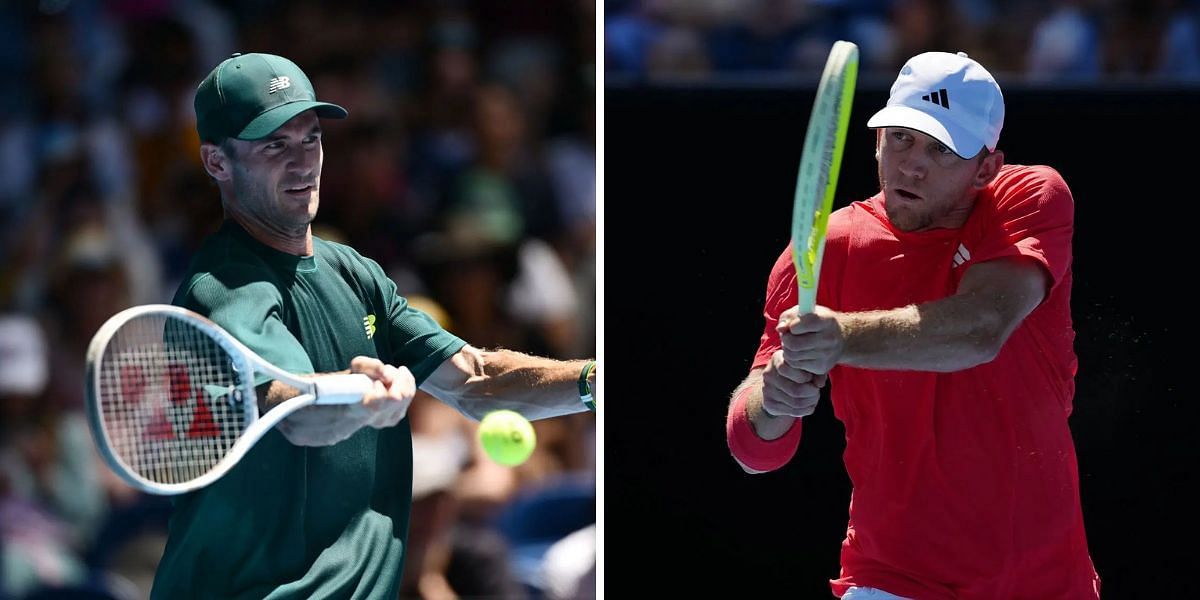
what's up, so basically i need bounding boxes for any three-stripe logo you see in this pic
[952,243,971,268]
[921,88,950,109]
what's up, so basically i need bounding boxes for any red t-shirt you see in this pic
[736,165,1099,599]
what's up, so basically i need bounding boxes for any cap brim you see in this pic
[235,100,348,140]
[866,106,985,159]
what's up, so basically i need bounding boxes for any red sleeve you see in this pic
[731,219,850,471]
[729,246,804,473]
[972,165,1074,290]
[751,246,800,370]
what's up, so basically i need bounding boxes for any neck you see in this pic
[229,212,313,256]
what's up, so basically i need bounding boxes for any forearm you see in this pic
[426,348,593,421]
[256,370,344,412]
[737,371,795,441]
[258,380,304,413]
[838,295,1003,372]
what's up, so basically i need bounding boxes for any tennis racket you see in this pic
[792,41,858,312]
[85,304,373,495]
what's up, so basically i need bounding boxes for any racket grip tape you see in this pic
[314,373,375,404]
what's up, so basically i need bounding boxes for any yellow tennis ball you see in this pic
[478,410,536,467]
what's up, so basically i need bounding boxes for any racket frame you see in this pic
[791,41,859,313]
[85,304,370,495]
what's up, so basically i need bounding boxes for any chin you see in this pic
[885,206,919,233]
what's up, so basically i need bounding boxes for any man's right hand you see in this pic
[760,349,826,418]
[277,357,416,447]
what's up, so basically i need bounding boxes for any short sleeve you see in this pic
[752,246,799,370]
[971,166,1074,290]
[370,262,466,385]
[176,268,315,377]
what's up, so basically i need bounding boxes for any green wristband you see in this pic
[578,360,596,411]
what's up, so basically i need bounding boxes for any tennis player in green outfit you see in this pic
[149,53,597,599]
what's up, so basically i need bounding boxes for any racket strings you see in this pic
[98,313,248,485]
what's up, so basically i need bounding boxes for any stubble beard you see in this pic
[878,165,933,233]
[232,173,317,239]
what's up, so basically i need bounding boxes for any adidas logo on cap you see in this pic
[921,88,950,109]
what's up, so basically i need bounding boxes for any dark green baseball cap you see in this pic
[194,53,348,143]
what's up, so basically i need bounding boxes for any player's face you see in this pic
[875,127,987,232]
[226,110,323,235]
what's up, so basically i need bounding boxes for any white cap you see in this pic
[867,51,1004,158]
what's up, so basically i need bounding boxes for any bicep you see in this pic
[957,256,1048,337]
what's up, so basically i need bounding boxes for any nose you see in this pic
[286,143,319,179]
[897,153,928,181]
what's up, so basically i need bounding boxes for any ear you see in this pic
[200,143,234,183]
[973,149,1005,188]
[874,129,883,161]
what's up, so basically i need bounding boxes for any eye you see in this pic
[933,142,954,155]
[887,130,914,150]
[264,141,284,152]
[303,135,319,145]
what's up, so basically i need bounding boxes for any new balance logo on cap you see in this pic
[267,76,291,94]
[921,88,950,109]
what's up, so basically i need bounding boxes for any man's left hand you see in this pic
[776,305,845,375]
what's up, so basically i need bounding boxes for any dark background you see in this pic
[604,82,1199,598]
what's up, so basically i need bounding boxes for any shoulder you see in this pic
[993,163,1067,185]
[828,197,876,229]
[173,265,285,311]
[824,196,884,249]
[314,236,380,271]
[768,244,793,281]
[184,225,278,276]
[174,234,283,305]
[314,235,364,260]
[312,234,391,292]
[989,164,1073,207]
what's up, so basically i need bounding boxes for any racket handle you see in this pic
[313,373,375,404]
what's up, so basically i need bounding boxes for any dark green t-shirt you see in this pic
[151,221,465,599]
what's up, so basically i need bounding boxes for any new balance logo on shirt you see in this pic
[952,243,971,268]
[921,88,950,109]
[363,314,376,339]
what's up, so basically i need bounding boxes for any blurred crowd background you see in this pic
[606,0,1200,82]
[0,1,595,599]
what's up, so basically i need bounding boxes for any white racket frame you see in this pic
[85,304,372,495]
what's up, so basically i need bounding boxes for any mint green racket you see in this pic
[792,41,858,312]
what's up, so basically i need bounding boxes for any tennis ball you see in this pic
[478,410,536,467]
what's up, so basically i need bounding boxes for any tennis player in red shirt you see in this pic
[725,51,1101,599]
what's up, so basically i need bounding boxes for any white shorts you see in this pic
[841,587,911,600]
